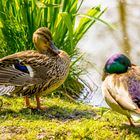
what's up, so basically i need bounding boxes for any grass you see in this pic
[0,96,140,140]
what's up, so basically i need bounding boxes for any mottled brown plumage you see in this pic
[0,27,70,109]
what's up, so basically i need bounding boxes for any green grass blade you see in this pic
[76,10,115,29]
[60,12,74,47]
[74,6,105,44]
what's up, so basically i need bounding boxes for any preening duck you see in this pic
[102,54,140,127]
[0,27,70,110]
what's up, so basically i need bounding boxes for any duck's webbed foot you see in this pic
[24,96,47,111]
[35,96,47,110]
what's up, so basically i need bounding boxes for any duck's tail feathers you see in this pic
[0,85,15,96]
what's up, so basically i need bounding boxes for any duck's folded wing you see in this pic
[0,64,44,86]
[0,52,48,86]
[102,75,140,113]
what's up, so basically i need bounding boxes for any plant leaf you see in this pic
[60,12,74,47]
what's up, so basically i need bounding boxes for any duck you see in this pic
[0,27,70,110]
[102,53,140,127]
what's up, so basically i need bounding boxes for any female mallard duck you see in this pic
[102,54,140,127]
[0,27,70,110]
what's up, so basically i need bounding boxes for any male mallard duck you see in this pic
[0,27,70,109]
[102,54,140,127]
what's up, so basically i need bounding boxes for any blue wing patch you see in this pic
[14,61,29,74]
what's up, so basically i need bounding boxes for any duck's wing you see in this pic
[127,69,140,108]
[102,66,140,115]
[0,50,56,86]
[0,85,16,96]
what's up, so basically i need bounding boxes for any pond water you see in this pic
[78,0,140,107]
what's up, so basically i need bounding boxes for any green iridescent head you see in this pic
[104,54,131,74]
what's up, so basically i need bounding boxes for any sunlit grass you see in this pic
[0,96,140,139]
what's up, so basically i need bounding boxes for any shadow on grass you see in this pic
[119,124,140,137]
[0,105,96,121]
